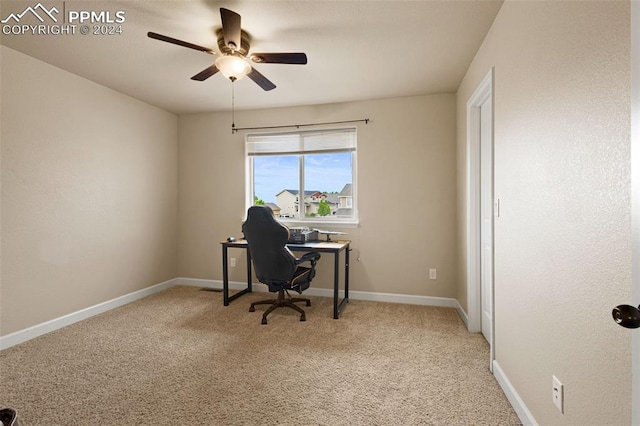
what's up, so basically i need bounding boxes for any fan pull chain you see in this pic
[231,80,236,133]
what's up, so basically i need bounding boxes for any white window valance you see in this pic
[246,128,356,156]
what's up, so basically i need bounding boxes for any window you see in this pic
[246,128,357,223]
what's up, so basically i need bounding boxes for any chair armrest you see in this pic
[296,251,321,267]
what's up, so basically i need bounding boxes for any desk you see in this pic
[220,239,350,319]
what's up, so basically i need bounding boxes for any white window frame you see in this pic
[245,127,358,227]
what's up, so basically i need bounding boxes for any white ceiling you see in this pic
[0,0,503,114]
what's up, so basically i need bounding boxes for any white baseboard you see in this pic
[493,360,537,426]
[177,277,225,290]
[176,277,460,308]
[456,302,469,329]
[0,278,177,350]
[2,277,465,351]
[347,289,459,307]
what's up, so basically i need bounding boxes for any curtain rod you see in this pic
[231,118,370,134]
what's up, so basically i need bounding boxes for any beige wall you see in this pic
[456,1,631,424]
[178,94,458,297]
[0,46,179,335]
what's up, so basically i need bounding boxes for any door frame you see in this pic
[466,68,495,368]
[631,1,639,423]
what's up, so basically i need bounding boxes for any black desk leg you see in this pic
[222,245,230,306]
[246,249,253,292]
[345,245,350,300]
[222,244,252,306]
[333,251,339,319]
[334,245,350,319]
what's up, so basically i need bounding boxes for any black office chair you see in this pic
[242,205,321,324]
[0,408,19,426]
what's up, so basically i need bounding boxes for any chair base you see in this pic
[249,288,311,324]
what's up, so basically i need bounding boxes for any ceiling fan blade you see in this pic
[250,53,308,65]
[191,65,219,81]
[247,68,276,91]
[148,32,214,55]
[220,8,241,51]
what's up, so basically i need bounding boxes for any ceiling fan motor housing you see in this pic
[217,29,251,57]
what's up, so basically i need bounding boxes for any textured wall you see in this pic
[178,94,458,298]
[456,1,632,424]
[1,46,179,335]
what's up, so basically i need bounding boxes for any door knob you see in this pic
[612,304,640,329]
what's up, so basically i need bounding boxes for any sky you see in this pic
[253,152,352,203]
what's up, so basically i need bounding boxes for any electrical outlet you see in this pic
[230,257,237,268]
[552,375,563,413]
[429,269,437,280]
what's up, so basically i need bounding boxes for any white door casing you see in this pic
[466,68,495,368]
[480,95,494,345]
[631,1,639,423]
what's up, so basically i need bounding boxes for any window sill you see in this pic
[278,219,359,230]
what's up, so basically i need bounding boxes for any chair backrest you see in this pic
[242,205,296,284]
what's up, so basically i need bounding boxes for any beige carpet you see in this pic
[0,286,520,425]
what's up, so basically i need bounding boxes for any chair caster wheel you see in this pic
[306,301,311,307]
[300,315,306,322]
[261,318,268,325]
[249,306,255,312]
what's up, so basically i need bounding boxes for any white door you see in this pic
[480,97,494,344]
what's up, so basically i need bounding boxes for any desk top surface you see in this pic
[221,239,350,251]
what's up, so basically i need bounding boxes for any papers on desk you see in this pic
[314,229,348,242]
[314,229,347,236]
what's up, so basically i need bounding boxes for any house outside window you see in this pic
[246,128,357,224]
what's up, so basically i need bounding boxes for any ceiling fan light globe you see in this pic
[215,55,251,81]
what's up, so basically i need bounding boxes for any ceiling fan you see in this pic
[147,7,307,91]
